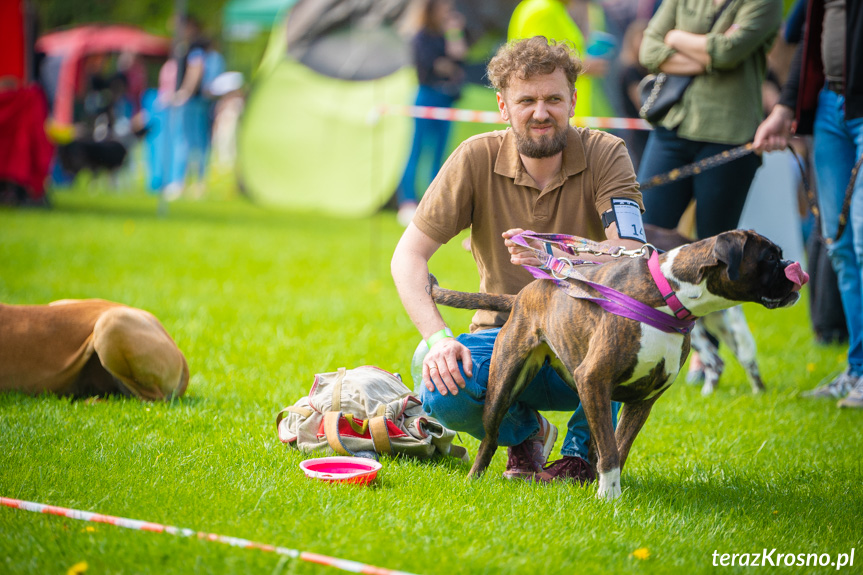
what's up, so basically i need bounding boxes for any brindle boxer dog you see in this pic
[431,230,808,500]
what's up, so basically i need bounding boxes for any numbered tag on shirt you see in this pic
[611,198,646,242]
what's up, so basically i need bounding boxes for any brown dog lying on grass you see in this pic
[431,230,807,500]
[0,299,188,401]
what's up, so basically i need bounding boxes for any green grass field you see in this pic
[1,185,861,574]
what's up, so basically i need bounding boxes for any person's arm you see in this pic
[668,0,782,73]
[752,103,794,152]
[658,51,707,75]
[391,223,473,396]
[443,11,467,61]
[752,41,803,152]
[639,0,681,72]
[174,52,204,106]
[662,30,711,67]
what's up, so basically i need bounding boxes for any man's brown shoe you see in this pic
[502,414,558,480]
[535,456,596,484]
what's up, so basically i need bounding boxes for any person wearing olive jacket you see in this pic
[637,0,782,238]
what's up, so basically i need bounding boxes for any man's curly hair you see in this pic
[487,36,583,92]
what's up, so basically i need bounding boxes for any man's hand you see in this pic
[502,228,544,267]
[423,337,473,395]
[753,104,795,153]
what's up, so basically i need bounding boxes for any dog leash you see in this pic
[789,147,863,245]
[639,143,755,190]
[640,141,861,245]
[509,232,696,334]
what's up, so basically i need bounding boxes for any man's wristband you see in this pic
[425,327,454,349]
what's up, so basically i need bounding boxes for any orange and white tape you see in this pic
[369,104,653,131]
[1,496,418,575]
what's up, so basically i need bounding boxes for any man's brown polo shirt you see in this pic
[413,126,643,332]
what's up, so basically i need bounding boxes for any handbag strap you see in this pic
[710,0,735,29]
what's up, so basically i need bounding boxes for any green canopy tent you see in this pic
[222,0,298,40]
[236,0,415,217]
[234,0,520,217]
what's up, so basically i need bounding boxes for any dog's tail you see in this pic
[429,274,514,312]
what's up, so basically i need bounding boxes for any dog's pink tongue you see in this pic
[785,262,809,291]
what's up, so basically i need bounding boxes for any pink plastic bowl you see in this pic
[299,456,382,485]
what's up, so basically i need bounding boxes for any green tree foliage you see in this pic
[33,0,230,38]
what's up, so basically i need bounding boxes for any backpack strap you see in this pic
[331,367,347,412]
[275,405,313,427]
[323,411,352,456]
[449,445,469,464]
[368,416,393,455]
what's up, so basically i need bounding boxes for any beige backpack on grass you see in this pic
[277,366,469,462]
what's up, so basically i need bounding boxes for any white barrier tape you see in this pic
[369,104,653,131]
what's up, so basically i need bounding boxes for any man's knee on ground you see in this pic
[93,307,189,401]
[419,374,483,432]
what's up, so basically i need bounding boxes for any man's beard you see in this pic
[514,120,568,159]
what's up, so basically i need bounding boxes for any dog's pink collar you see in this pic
[647,250,697,321]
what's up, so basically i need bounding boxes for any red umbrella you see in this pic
[36,25,170,124]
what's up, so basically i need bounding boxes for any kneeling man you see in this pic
[391,37,645,482]
[0,299,189,401]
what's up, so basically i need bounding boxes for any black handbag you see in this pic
[638,73,692,123]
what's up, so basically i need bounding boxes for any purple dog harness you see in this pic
[509,232,697,335]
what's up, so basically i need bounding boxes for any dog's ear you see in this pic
[712,232,745,281]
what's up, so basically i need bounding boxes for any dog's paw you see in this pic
[701,371,719,395]
[596,468,622,501]
[686,367,705,385]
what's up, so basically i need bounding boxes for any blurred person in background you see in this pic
[754,0,863,408]
[158,15,207,201]
[395,0,467,227]
[617,18,649,171]
[637,0,781,238]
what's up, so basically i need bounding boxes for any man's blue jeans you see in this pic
[813,88,863,377]
[418,328,620,460]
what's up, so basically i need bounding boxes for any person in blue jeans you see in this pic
[754,0,863,408]
[395,0,466,226]
[392,37,646,484]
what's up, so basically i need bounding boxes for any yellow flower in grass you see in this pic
[632,547,650,560]
[806,363,816,373]
[67,561,88,575]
